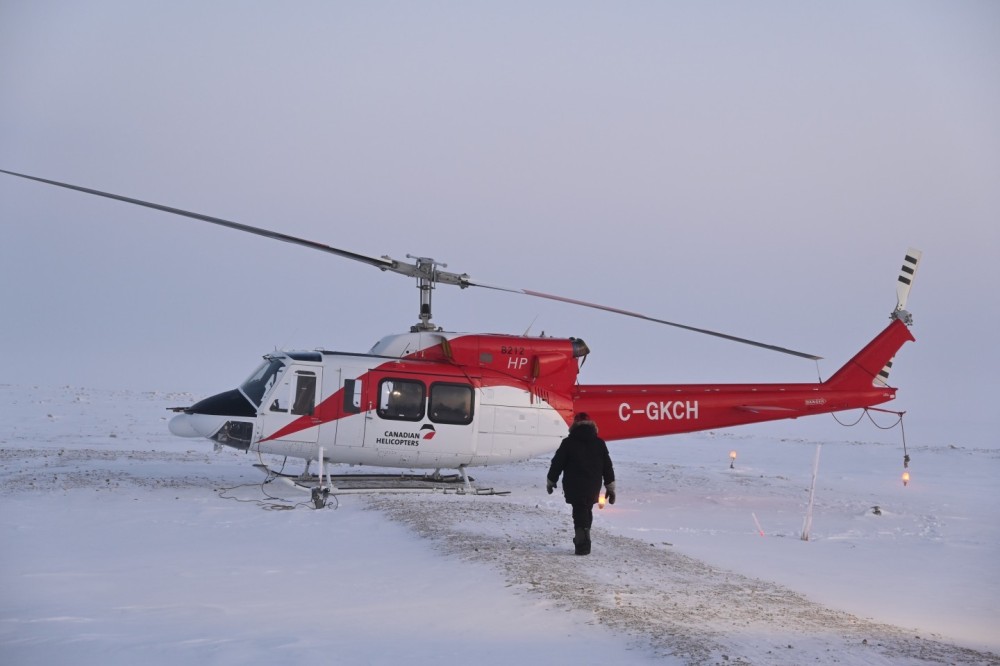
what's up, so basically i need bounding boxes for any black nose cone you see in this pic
[187,389,256,417]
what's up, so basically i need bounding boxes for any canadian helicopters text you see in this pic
[1,169,921,480]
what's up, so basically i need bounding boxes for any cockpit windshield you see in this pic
[240,356,286,407]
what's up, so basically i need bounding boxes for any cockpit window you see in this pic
[291,371,317,416]
[240,357,286,407]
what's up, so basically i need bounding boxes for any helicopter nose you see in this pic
[168,388,257,439]
[169,412,226,438]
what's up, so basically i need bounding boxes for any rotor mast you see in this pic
[382,254,471,331]
[412,256,441,332]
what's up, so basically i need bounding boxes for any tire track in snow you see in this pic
[368,494,998,666]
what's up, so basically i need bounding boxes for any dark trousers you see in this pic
[571,501,594,530]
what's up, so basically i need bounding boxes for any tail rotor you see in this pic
[877,248,922,387]
[893,248,922,324]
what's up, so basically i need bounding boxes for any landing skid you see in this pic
[253,463,510,496]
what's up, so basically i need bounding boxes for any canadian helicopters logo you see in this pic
[377,425,436,446]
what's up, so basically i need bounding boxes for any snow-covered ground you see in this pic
[1,384,997,665]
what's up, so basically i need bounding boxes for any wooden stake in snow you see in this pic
[801,444,822,541]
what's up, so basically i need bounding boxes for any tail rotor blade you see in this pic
[896,248,922,311]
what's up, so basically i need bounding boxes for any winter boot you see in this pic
[574,527,591,555]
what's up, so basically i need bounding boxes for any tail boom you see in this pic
[574,319,913,442]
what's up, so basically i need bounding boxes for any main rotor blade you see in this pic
[3,168,821,359]
[468,281,822,360]
[0,169,395,271]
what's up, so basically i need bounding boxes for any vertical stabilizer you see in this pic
[826,319,915,390]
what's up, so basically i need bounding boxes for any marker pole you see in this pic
[801,444,822,541]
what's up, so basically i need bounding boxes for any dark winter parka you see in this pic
[547,420,615,505]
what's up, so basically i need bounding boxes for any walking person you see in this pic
[546,412,616,555]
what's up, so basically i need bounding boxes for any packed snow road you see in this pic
[369,491,995,665]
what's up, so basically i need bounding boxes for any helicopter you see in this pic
[2,169,920,488]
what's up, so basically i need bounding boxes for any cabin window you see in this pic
[291,371,317,416]
[377,378,425,421]
[429,383,474,425]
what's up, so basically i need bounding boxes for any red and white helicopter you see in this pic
[3,169,921,490]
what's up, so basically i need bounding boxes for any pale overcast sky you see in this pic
[2,1,998,447]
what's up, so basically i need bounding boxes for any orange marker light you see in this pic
[729,450,737,469]
[598,493,606,509]
[902,471,911,487]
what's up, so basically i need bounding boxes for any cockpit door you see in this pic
[259,366,323,443]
